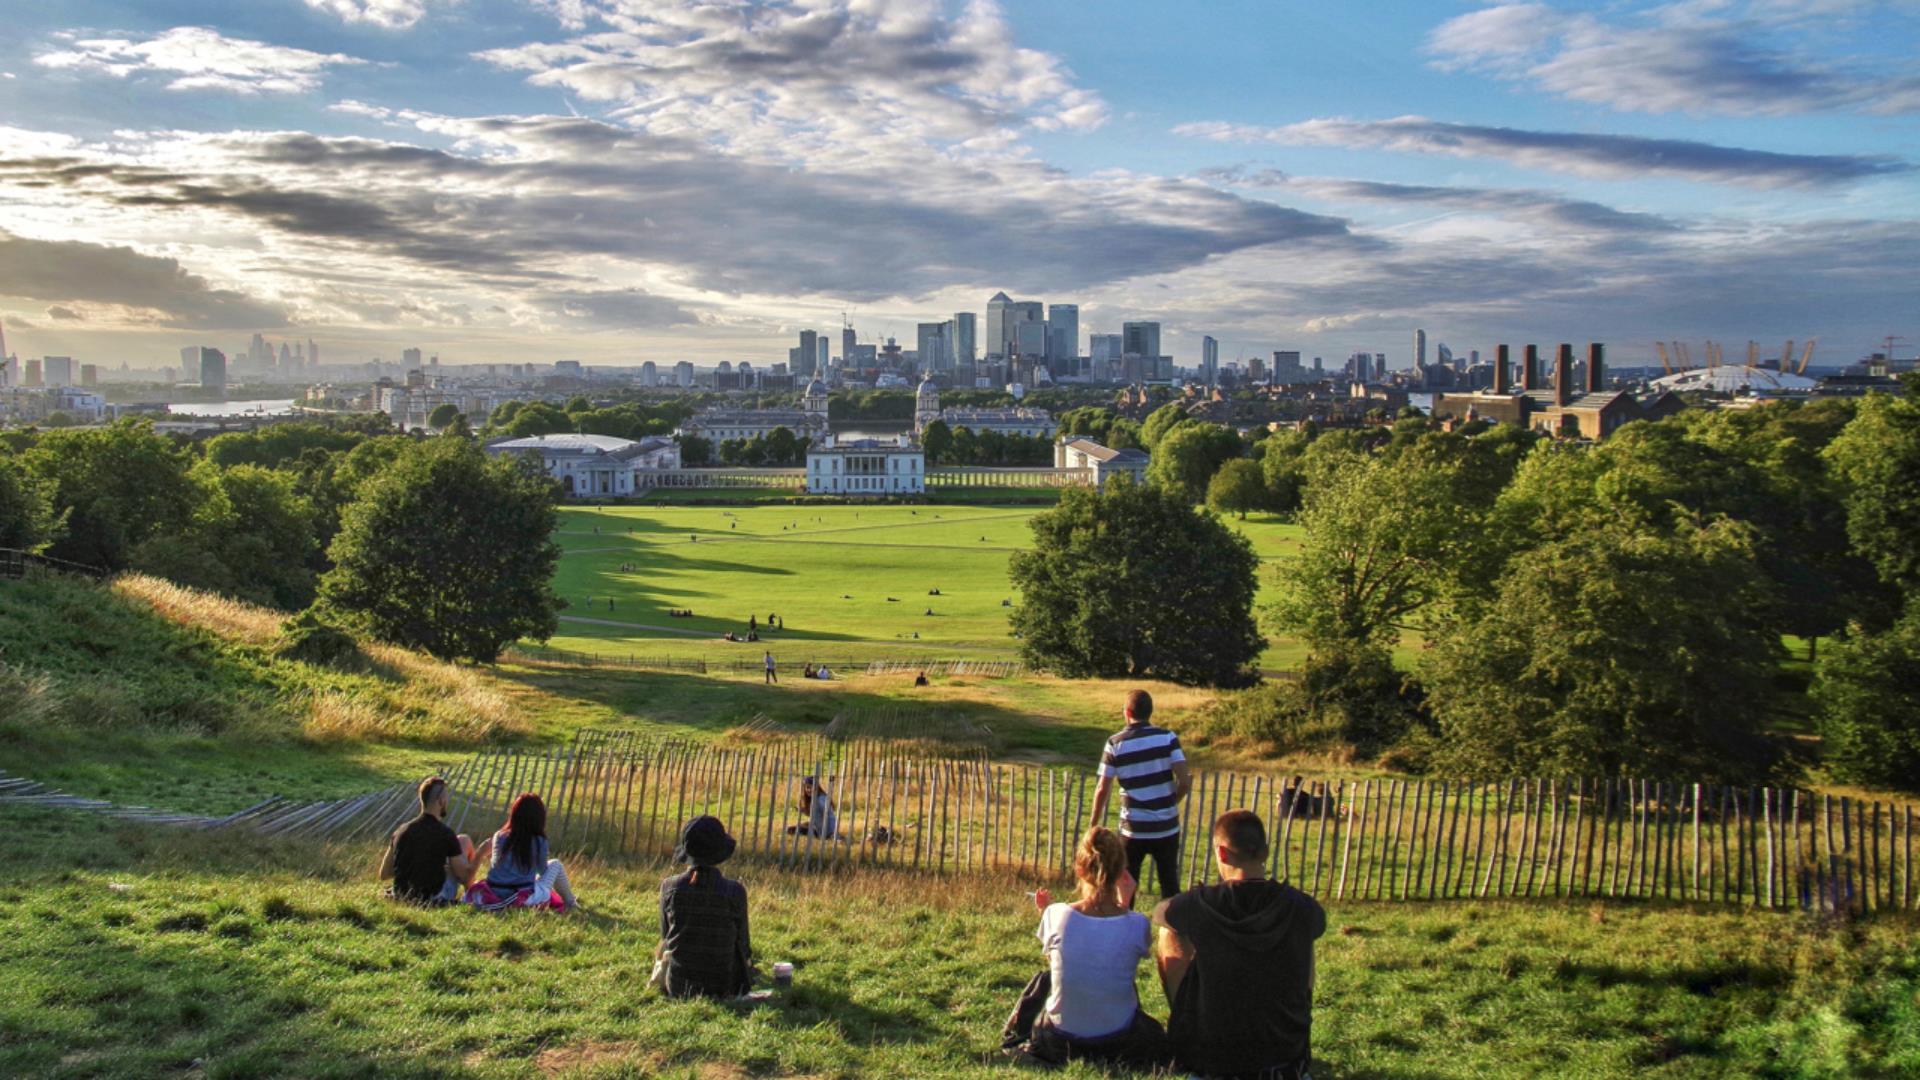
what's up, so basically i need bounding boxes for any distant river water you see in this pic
[165,398,298,417]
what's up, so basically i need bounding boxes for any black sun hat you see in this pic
[674,814,737,866]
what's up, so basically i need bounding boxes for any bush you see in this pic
[1193,645,1421,757]
[275,611,361,668]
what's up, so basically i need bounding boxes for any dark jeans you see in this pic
[1001,970,1169,1069]
[1126,831,1182,903]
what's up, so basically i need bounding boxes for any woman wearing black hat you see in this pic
[656,815,753,998]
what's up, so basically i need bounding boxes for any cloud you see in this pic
[0,119,1352,305]
[1175,116,1911,189]
[303,0,454,30]
[474,0,1107,161]
[34,26,363,95]
[1425,2,1920,115]
[0,230,288,329]
[1206,170,1676,233]
[46,305,84,320]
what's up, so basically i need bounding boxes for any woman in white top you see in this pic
[1000,827,1169,1067]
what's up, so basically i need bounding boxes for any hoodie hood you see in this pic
[1187,879,1304,950]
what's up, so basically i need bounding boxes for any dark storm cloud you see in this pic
[0,230,287,329]
[1179,117,1912,189]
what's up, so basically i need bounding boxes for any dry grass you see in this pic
[112,572,525,747]
[112,573,282,646]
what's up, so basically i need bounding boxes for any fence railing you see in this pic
[381,737,1916,915]
[0,548,111,581]
[499,646,1023,679]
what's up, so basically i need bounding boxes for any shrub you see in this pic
[274,610,360,668]
[1811,615,1920,792]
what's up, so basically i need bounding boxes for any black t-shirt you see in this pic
[390,813,460,902]
[1161,878,1326,1076]
[659,868,752,998]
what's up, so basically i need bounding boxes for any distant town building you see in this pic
[1047,303,1078,365]
[484,433,680,498]
[42,356,73,387]
[951,312,977,366]
[1056,437,1150,487]
[1201,335,1219,385]
[806,433,924,496]
[680,378,830,442]
[909,377,1054,437]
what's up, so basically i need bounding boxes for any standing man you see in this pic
[763,650,777,684]
[377,775,477,905]
[1153,809,1324,1079]
[1088,689,1191,905]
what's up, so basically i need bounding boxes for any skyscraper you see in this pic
[1122,321,1161,361]
[278,342,292,369]
[194,347,227,394]
[180,346,203,383]
[24,359,42,387]
[817,335,829,373]
[1414,328,1427,368]
[1201,335,1220,385]
[841,324,856,368]
[1046,304,1078,365]
[307,338,319,370]
[1012,301,1044,356]
[916,322,951,371]
[1013,320,1047,361]
[43,356,72,387]
[985,292,1013,359]
[402,347,423,369]
[951,312,976,366]
[80,363,97,386]
[797,330,819,377]
[1090,334,1123,366]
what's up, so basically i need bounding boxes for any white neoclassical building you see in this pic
[806,433,925,496]
[485,433,680,498]
[910,374,1054,437]
[1056,437,1150,487]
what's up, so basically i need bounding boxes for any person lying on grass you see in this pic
[656,815,754,999]
[1153,809,1325,1080]
[377,774,476,906]
[464,792,578,914]
[1002,827,1169,1069]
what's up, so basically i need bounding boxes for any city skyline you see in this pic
[0,1,1915,369]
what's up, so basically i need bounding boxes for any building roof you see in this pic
[804,378,828,396]
[1063,437,1146,465]
[1651,366,1818,394]
[488,433,639,454]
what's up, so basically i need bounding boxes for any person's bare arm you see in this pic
[448,835,476,881]
[1153,901,1192,1006]
[1089,774,1114,826]
[376,836,397,881]
[1172,759,1193,804]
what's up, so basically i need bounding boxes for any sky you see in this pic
[0,0,1915,369]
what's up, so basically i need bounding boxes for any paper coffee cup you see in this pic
[773,962,794,986]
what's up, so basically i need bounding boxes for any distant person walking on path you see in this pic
[1153,809,1324,1079]
[377,775,476,905]
[763,651,777,684]
[1089,690,1191,905]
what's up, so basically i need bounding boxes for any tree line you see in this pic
[1009,380,1920,791]
[0,418,562,664]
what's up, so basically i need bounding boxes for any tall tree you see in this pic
[1423,518,1782,781]
[1140,401,1192,450]
[22,420,199,570]
[0,453,62,552]
[317,439,562,662]
[1147,422,1243,503]
[920,418,954,465]
[1206,458,1268,519]
[1009,480,1262,686]
[427,403,461,431]
[1826,393,1920,601]
[1811,612,1920,792]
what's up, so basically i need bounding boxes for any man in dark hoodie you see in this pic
[1152,809,1325,1080]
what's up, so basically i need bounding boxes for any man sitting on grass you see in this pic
[377,775,476,905]
[1153,809,1325,1080]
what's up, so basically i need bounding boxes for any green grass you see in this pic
[548,505,1314,671]
[2,808,1914,1079]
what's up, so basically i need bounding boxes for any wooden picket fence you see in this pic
[361,736,1917,915]
[498,647,1023,679]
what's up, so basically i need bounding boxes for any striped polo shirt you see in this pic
[1099,722,1186,840]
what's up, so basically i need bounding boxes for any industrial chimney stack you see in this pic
[1522,344,1541,391]
[1492,344,1511,393]
[1554,344,1573,406]
[1587,342,1605,394]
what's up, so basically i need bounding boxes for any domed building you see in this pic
[1650,365,1818,396]
[913,373,941,433]
[677,377,831,444]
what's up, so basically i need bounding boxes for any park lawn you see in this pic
[1,808,1915,1080]
[547,506,1315,671]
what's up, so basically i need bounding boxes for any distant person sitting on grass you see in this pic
[812,665,833,680]
[378,775,476,905]
[914,671,929,686]
[1153,809,1324,1080]
[465,793,577,913]
[785,776,838,838]
[1002,827,1168,1069]
[656,816,753,999]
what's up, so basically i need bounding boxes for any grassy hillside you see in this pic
[2,810,1914,1079]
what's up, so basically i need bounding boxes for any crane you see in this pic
[1797,339,1817,375]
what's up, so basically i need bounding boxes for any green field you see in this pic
[548,505,1311,670]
